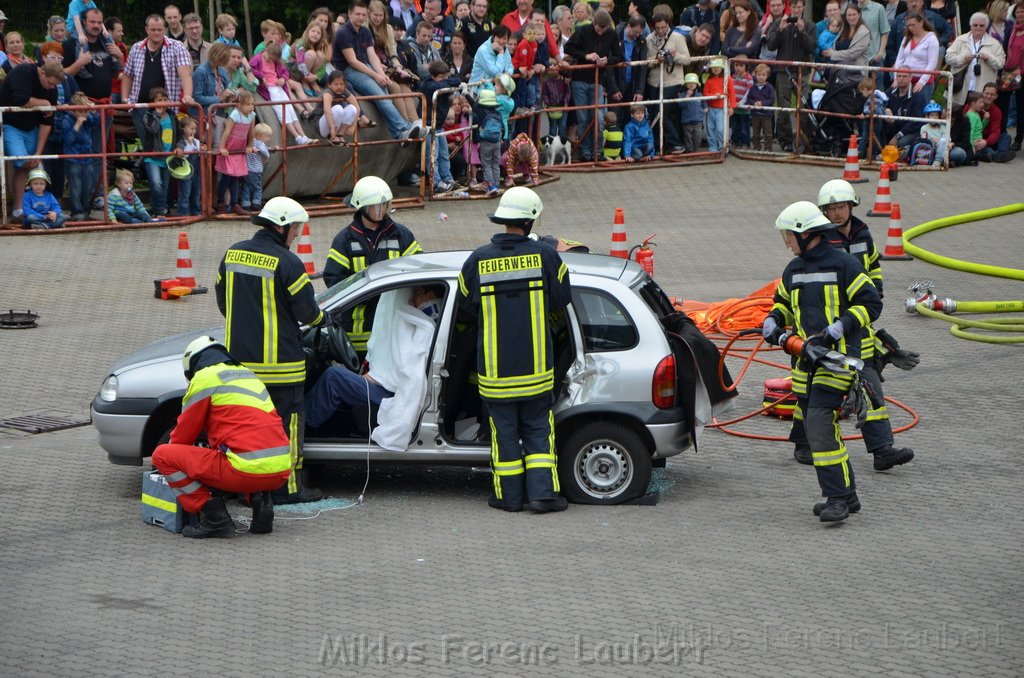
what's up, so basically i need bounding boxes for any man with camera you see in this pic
[764,0,816,152]
[644,6,689,154]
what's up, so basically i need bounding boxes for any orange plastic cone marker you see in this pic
[174,231,208,293]
[842,133,868,183]
[610,207,628,259]
[866,165,893,217]
[297,222,321,278]
[880,202,913,260]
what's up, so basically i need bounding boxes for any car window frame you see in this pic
[570,286,640,353]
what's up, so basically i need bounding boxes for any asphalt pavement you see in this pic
[1,159,1021,676]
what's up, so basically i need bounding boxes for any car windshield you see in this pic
[316,270,370,307]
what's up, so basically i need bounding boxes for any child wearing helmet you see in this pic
[701,57,735,153]
[919,101,949,167]
[762,200,883,523]
[21,168,67,229]
[679,71,707,154]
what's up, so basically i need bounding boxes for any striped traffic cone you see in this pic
[866,165,893,217]
[842,133,868,183]
[175,231,208,293]
[296,222,321,279]
[880,202,912,260]
[610,208,628,259]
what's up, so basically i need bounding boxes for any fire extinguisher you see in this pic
[633,234,657,276]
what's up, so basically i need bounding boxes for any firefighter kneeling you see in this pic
[152,337,293,538]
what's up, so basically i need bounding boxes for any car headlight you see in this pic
[99,375,119,402]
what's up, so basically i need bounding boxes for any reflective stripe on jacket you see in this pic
[169,363,292,475]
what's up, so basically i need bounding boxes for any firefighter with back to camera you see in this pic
[322,176,423,352]
[457,186,573,513]
[215,196,326,504]
[762,201,883,523]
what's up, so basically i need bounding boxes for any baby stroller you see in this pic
[802,68,864,157]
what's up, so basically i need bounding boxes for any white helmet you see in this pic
[182,335,226,380]
[254,196,309,230]
[775,200,834,234]
[489,186,543,226]
[817,179,859,207]
[349,176,393,210]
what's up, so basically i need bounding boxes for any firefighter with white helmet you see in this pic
[152,336,294,537]
[322,175,423,351]
[762,200,883,523]
[215,196,326,504]
[456,187,573,513]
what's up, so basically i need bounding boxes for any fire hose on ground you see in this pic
[902,203,1024,344]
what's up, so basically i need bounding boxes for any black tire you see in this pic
[558,421,652,505]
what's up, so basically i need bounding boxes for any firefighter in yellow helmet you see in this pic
[456,187,573,513]
[215,196,326,503]
[762,201,883,523]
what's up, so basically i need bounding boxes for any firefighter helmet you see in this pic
[817,179,860,207]
[348,176,393,210]
[26,167,52,187]
[489,186,543,226]
[253,196,309,230]
[182,336,226,380]
[775,200,834,234]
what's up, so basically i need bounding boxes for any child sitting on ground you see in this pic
[679,72,706,154]
[918,102,949,167]
[601,110,623,160]
[505,132,540,186]
[22,169,67,229]
[107,168,156,223]
[623,103,655,162]
[241,122,272,211]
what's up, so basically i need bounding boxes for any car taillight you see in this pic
[652,354,676,409]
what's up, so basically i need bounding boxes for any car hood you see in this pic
[111,327,222,374]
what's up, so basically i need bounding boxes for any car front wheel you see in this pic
[558,422,652,505]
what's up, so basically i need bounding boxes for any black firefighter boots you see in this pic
[814,492,861,518]
[872,445,915,471]
[183,496,235,538]
[488,495,523,512]
[272,471,323,505]
[793,445,813,465]
[815,495,854,523]
[527,496,569,513]
[249,491,274,534]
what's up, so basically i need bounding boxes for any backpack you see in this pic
[478,108,503,143]
[909,138,935,166]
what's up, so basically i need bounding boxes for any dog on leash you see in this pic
[541,134,571,165]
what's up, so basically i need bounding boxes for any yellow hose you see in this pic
[902,203,1024,343]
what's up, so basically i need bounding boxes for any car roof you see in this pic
[364,250,647,286]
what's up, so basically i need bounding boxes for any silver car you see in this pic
[92,252,693,504]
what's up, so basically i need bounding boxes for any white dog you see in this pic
[541,134,572,165]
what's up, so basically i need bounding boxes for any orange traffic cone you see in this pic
[880,202,912,260]
[296,222,321,279]
[842,133,868,183]
[175,231,208,294]
[866,165,893,217]
[610,208,628,259]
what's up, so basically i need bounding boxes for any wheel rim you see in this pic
[575,439,631,499]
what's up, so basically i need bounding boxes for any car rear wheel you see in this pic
[558,422,652,505]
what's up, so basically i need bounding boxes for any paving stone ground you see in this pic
[1,159,1021,676]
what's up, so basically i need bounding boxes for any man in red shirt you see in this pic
[976,83,1016,162]
[152,337,294,538]
[501,0,557,49]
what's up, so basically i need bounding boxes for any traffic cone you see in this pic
[296,222,322,279]
[842,133,868,183]
[610,208,628,259]
[175,231,208,294]
[880,202,912,260]
[866,165,893,217]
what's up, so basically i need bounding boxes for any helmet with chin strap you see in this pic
[488,186,543,234]
[182,336,227,380]
[251,196,309,240]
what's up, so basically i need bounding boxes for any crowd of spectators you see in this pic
[2,0,1022,225]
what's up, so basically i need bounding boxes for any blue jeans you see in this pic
[975,132,1012,160]
[949,146,968,166]
[176,157,201,215]
[730,114,751,147]
[343,67,412,139]
[571,81,604,159]
[23,213,68,229]
[629,143,654,160]
[547,113,567,139]
[428,133,453,186]
[114,210,148,223]
[144,160,169,214]
[305,366,394,429]
[706,107,725,152]
[239,171,263,208]
[66,162,96,216]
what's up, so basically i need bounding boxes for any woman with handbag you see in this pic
[945,12,1006,108]
[996,3,1024,148]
